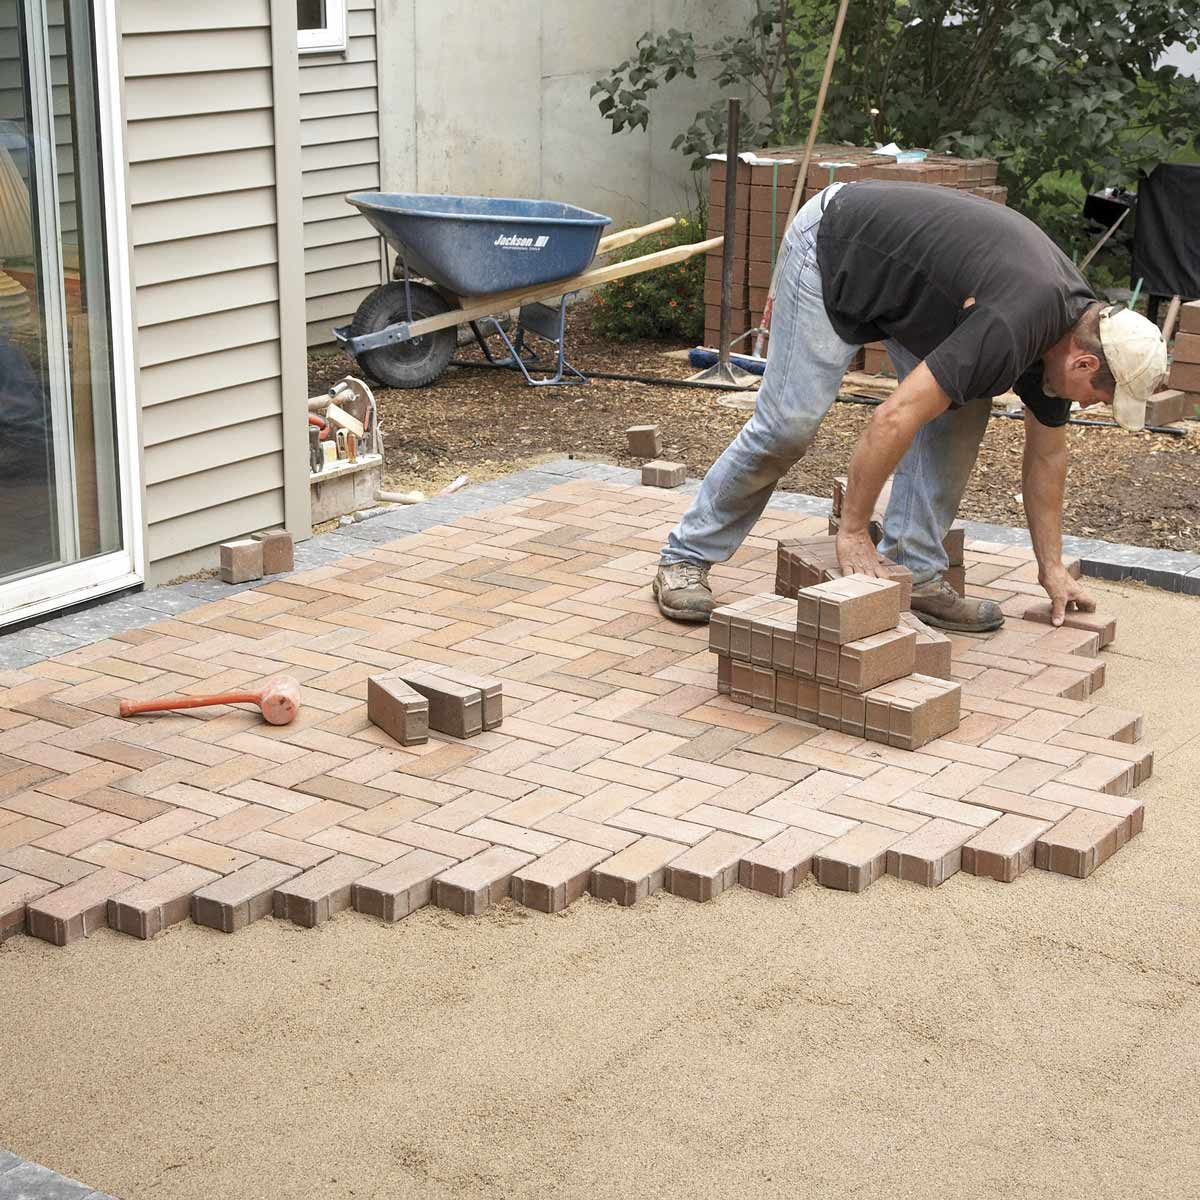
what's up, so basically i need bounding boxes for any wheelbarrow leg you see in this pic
[482,294,584,386]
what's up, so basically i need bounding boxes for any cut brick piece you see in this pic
[26,868,136,946]
[838,626,916,692]
[813,824,905,893]
[108,864,220,939]
[510,841,611,913]
[885,818,975,887]
[272,854,372,927]
[219,538,263,584]
[1021,603,1115,648]
[400,671,483,739]
[665,831,758,902]
[251,528,294,574]
[1034,809,1125,879]
[433,845,535,916]
[352,849,456,922]
[626,424,662,457]
[590,835,685,907]
[899,611,953,679]
[641,459,687,488]
[367,675,429,746]
[0,873,56,942]
[739,827,833,897]
[192,859,301,932]
[961,813,1051,882]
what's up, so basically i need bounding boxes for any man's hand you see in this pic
[1039,563,1096,626]
[836,530,881,579]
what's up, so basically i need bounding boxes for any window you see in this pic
[297,0,346,54]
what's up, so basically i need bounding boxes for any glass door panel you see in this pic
[0,0,121,586]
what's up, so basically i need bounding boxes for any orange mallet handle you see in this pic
[118,675,301,726]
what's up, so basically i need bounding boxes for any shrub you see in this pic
[591,215,704,344]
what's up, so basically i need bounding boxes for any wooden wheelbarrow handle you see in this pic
[118,676,301,726]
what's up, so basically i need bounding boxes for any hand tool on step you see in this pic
[118,675,301,726]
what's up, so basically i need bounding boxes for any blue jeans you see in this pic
[662,185,991,585]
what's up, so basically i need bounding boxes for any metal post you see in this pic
[687,97,757,389]
[718,96,740,369]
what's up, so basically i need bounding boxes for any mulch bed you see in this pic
[308,296,1200,552]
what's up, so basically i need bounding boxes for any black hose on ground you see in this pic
[446,360,1188,437]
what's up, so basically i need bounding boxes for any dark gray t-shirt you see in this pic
[817,181,1095,427]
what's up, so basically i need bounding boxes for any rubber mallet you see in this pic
[118,675,301,726]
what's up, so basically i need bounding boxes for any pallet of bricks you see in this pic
[709,537,959,751]
[704,144,1003,371]
[1153,299,1200,426]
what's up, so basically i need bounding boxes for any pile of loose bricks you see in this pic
[1156,299,1200,426]
[0,475,1153,948]
[704,144,1003,356]
[712,546,960,753]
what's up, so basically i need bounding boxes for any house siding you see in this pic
[299,0,383,347]
[121,0,308,583]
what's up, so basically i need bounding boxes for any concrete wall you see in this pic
[376,0,758,229]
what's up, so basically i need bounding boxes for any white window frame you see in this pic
[298,0,347,55]
[0,0,144,629]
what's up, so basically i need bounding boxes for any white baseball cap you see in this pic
[1098,305,1168,431]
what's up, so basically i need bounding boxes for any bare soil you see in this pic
[309,297,1200,552]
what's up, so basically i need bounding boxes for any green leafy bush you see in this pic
[591,216,705,344]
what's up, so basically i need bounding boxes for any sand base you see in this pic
[2,578,1198,1199]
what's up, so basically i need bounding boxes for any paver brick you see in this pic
[664,831,759,902]
[0,873,57,941]
[641,459,686,488]
[961,813,1051,882]
[510,841,611,912]
[252,529,294,574]
[820,794,930,833]
[626,424,661,457]
[353,849,456,921]
[590,835,685,906]
[885,818,976,886]
[367,675,429,746]
[1034,809,1126,879]
[273,854,373,927]
[26,868,137,945]
[400,671,483,739]
[192,859,301,932]
[108,864,220,939]
[1033,781,1144,840]
[1066,707,1142,744]
[892,791,1000,828]
[433,845,535,915]
[813,824,906,892]
[1021,603,1116,647]
[0,844,98,886]
[219,538,263,585]
[738,826,833,897]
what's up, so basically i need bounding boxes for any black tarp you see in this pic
[1132,163,1200,298]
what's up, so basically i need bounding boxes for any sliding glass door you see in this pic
[0,0,138,624]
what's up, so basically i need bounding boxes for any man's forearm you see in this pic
[1022,445,1066,571]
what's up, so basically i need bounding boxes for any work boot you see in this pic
[910,575,1003,633]
[653,560,714,623]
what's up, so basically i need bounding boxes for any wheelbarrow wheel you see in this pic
[348,281,456,389]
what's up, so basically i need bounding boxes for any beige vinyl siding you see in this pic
[299,0,384,346]
[122,0,306,582]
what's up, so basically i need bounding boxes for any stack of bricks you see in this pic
[1158,299,1200,426]
[711,562,961,751]
[827,475,966,596]
[704,145,1002,351]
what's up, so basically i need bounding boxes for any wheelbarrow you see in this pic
[332,192,722,388]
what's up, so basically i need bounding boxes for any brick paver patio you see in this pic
[0,477,1151,945]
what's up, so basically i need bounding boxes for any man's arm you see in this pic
[1021,409,1095,624]
[837,362,953,577]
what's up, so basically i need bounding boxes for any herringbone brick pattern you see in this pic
[0,479,1151,945]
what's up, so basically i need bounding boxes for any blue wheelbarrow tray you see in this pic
[347,192,611,297]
